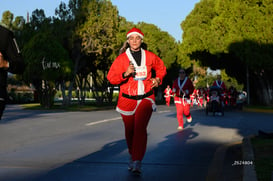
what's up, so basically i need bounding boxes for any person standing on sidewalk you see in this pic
[107,27,166,175]
[172,68,194,130]
[164,85,172,106]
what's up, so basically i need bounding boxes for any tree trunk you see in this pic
[61,55,80,106]
[257,76,272,106]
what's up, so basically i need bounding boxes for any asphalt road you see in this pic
[0,104,272,181]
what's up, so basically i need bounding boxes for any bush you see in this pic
[8,91,34,103]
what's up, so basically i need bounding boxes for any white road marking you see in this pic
[85,117,121,126]
[86,110,171,126]
[157,110,171,113]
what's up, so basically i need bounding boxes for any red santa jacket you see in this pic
[172,77,194,103]
[212,80,226,90]
[107,48,166,115]
[212,80,227,97]
[164,88,172,98]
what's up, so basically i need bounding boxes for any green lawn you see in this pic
[21,101,116,111]
[243,105,273,113]
[251,136,273,181]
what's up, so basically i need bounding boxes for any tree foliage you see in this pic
[137,22,178,69]
[181,0,273,105]
[1,11,13,28]
[75,0,120,103]
[22,31,71,108]
[1,0,184,106]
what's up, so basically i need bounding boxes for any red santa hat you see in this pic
[126,27,144,39]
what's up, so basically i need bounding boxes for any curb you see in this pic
[206,141,242,181]
[206,143,229,181]
[242,136,258,181]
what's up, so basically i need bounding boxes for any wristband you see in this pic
[122,72,129,78]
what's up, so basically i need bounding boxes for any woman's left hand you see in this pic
[150,78,160,89]
[0,52,9,68]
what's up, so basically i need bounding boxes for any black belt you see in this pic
[122,90,153,100]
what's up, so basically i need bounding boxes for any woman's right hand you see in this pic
[124,63,135,77]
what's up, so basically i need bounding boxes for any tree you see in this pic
[17,8,74,108]
[51,1,80,106]
[12,16,25,30]
[1,11,13,29]
[23,32,71,108]
[75,0,120,104]
[137,22,178,69]
[180,0,273,105]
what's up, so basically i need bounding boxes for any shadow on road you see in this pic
[1,104,64,124]
[2,105,272,181]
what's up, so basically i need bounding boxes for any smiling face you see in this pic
[127,34,142,51]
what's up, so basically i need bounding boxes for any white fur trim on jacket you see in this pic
[116,98,156,116]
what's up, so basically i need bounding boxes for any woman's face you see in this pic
[128,34,142,51]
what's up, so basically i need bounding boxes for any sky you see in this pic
[0,0,200,42]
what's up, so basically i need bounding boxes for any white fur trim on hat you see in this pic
[126,32,144,39]
[126,28,144,39]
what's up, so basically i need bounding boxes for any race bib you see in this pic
[134,66,147,80]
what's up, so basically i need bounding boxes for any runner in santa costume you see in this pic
[197,88,205,107]
[212,75,227,105]
[190,88,197,107]
[212,74,226,91]
[172,69,194,130]
[164,85,172,106]
[107,27,166,175]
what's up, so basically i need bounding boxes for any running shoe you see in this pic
[128,157,133,171]
[177,126,183,130]
[187,117,192,123]
[132,160,142,175]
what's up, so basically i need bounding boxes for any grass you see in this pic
[21,101,116,112]
[243,104,273,113]
[21,98,166,111]
[251,136,273,181]
[244,105,273,181]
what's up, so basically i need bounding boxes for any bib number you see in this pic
[134,66,147,80]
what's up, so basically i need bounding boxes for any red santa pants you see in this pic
[199,97,204,107]
[121,99,153,161]
[175,101,191,128]
[165,97,171,106]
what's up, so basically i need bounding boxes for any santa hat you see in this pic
[126,27,144,39]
